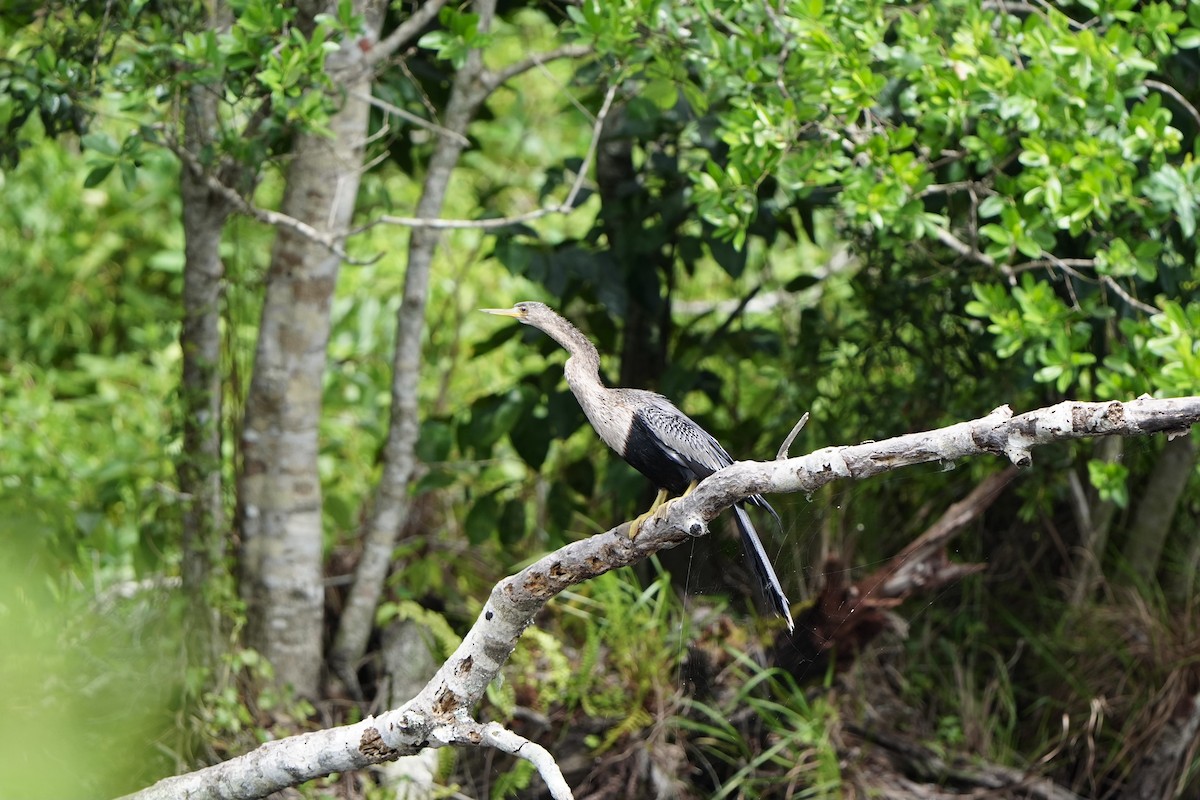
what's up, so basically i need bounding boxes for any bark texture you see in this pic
[178,0,232,653]
[328,0,498,690]
[237,0,385,697]
[123,396,1200,800]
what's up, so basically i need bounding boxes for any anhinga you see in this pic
[482,301,793,631]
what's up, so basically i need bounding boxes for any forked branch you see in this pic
[123,396,1200,800]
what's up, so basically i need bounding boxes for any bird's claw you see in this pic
[629,496,683,539]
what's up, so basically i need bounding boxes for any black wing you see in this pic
[636,393,792,629]
[634,392,734,479]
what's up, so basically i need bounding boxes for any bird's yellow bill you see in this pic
[480,307,525,318]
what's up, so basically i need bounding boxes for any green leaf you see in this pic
[83,163,114,187]
[81,132,119,156]
[1033,365,1063,383]
[119,160,138,191]
[464,494,500,545]
[416,419,454,463]
[510,409,552,470]
[1176,28,1200,49]
[498,498,527,545]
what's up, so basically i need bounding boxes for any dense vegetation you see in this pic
[2,0,1199,797]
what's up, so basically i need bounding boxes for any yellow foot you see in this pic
[628,487,670,539]
[627,482,699,538]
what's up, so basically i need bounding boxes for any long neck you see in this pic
[541,310,633,453]
[540,311,602,385]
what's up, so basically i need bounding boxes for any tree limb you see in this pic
[123,396,1200,800]
[329,0,499,695]
[365,0,453,69]
[367,82,617,231]
[480,43,594,93]
[163,136,379,265]
[1145,78,1200,132]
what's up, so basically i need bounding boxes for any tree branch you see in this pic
[1146,78,1200,132]
[928,224,1024,284]
[163,136,380,266]
[365,0,453,69]
[351,88,471,145]
[329,0,499,696]
[123,396,1200,800]
[480,43,594,93]
[366,82,618,231]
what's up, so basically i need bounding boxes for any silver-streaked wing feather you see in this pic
[630,392,733,477]
[634,393,793,629]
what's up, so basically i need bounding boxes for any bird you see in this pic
[482,300,793,631]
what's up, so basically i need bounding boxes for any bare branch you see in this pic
[164,137,380,266]
[367,82,618,231]
[918,179,992,198]
[1145,78,1200,131]
[1010,257,1096,274]
[1011,256,1160,315]
[776,413,810,460]
[352,89,470,145]
[931,225,996,268]
[481,43,594,92]
[123,396,1200,800]
[1102,276,1159,315]
[478,723,574,800]
[366,0,453,69]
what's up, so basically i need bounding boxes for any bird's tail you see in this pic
[732,503,794,632]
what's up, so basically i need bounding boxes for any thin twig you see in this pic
[366,0,453,69]
[1103,276,1159,315]
[1145,79,1200,131]
[164,136,380,266]
[931,225,1015,282]
[367,82,618,231]
[776,413,810,460]
[1011,257,1159,315]
[482,44,594,92]
[1010,257,1096,274]
[919,179,992,198]
[352,89,470,145]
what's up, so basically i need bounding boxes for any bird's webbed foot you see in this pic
[627,482,698,539]
[628,487,670,539]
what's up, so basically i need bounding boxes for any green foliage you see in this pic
[375,600,463,660]
[498,565,684,730]
[2,0,365,182]
[489,759,537,799]
[5,0,1200,795]
[0,123,181,579]
[676,653,841,799]
[1088,458,1130,508]
[966,275,1099,394]
[554,0,1200,416]
[419,7,492,69]
[0,527,181,796]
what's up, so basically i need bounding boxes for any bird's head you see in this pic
[480,301,551,326]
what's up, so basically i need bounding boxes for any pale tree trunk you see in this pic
[1121,435,1197,588]
[178,0,232,657]
[237,0,385,697]
[329,0,498,692]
